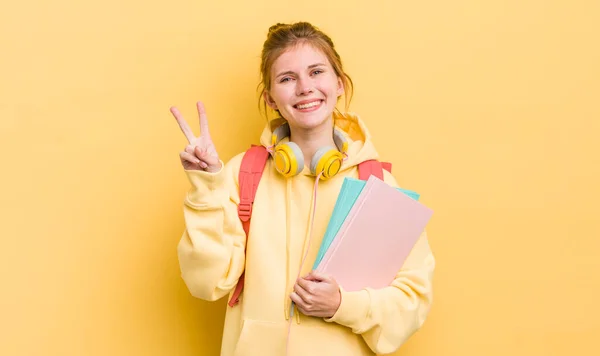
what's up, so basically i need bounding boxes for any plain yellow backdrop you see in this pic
[1,0,599,355]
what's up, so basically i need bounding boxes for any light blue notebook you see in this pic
[312,177,420,270]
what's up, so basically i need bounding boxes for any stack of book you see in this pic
[313,176,433,291]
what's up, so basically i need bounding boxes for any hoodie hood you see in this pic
[259,111,381,175]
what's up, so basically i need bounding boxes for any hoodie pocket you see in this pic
[232,319,288,356]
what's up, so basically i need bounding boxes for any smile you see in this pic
[294,100,323,111]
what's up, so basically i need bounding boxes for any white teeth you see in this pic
[296,101,321,109]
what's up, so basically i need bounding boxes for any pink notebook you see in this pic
[316,175,433,291]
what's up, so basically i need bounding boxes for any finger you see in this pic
[297,278,316,295]
[186,144,204,155]
[187,146,211,161]
[197,101,211,138]
[180,151,201,165]
[181,152,208,169]
[290,293,310,315]
[290,293,304,308]
[194,146,220,166]
[306,270,330,283]
[296,305,311,316]
[293,282,312,304]
[171,106,196,144]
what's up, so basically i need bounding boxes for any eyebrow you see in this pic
[275,63,327,79]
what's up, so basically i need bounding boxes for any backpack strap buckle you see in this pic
[238,202,252,221]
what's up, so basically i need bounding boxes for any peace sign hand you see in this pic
[171,101,222,173]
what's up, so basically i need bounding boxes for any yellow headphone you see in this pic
[270,122,348,180]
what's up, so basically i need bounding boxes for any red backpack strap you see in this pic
[381,161,392,174]
[358,159,392,181]
[228,145,269,307]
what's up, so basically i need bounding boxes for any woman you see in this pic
[171,22,435,356]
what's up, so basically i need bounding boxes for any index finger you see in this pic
[197,101,211,138]
[293,282,311,303]
[170,106,195,143]
[297,277,315,294]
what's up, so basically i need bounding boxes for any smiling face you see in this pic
[263,42,344,131]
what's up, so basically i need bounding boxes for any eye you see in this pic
[280,77,292,83]
[312,69,323,75]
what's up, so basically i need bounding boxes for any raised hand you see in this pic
[171,101,222,172]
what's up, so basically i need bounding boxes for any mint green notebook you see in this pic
[312,177,420,270]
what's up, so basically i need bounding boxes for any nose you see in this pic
[296,76,313,96]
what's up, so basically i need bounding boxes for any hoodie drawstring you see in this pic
[285,171,323,355]
[284,177,292,320]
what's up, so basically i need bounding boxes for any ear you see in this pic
[263,91,278,110]
[336,76,344,97]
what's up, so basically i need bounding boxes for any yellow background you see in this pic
[1,0,599,355]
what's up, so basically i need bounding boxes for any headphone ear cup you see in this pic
[311,146,344,180]
[273,142,304,177]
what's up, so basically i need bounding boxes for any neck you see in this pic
[289,118,336,167]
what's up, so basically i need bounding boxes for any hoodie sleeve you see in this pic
[176,153,247,301]
[324,170,435,354]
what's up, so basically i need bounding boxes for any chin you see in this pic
[286,106,335,130]
[290,115,331,131]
